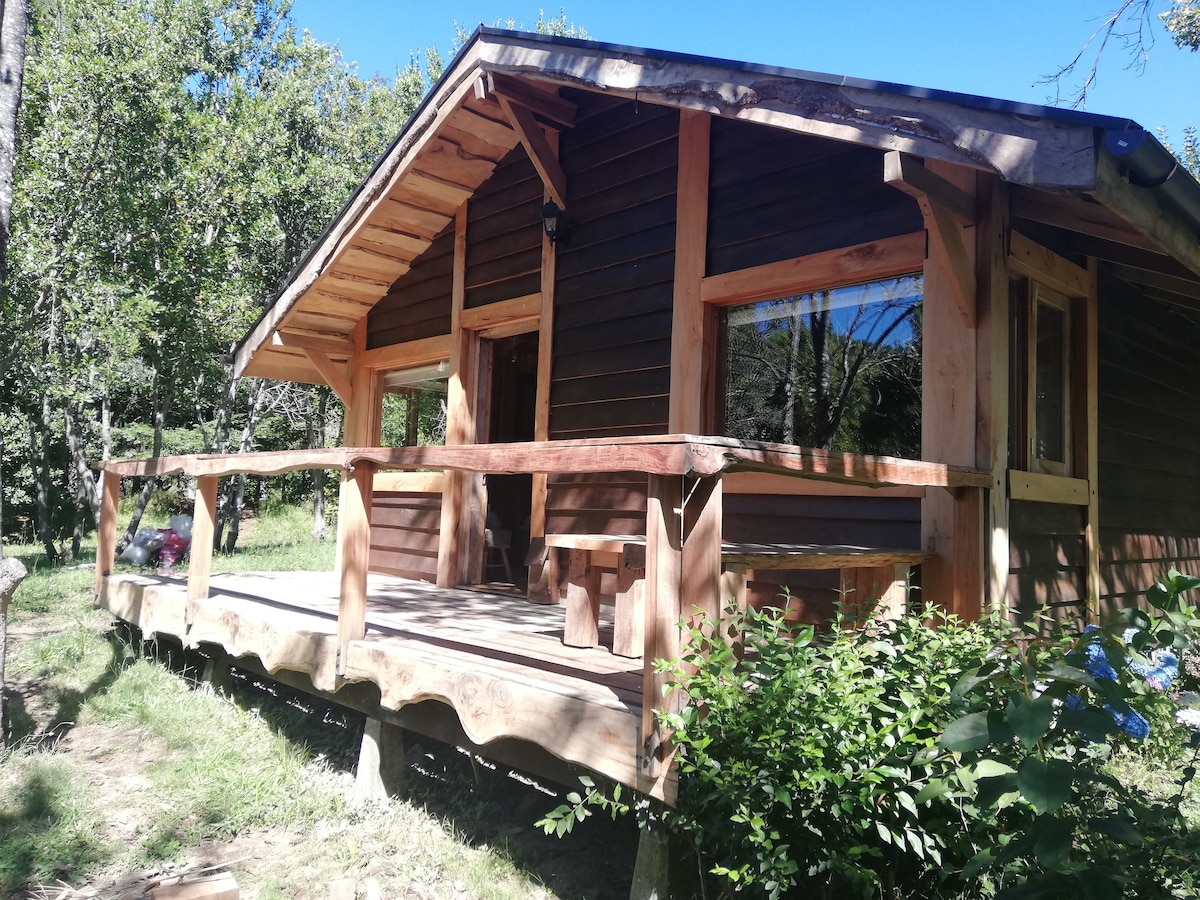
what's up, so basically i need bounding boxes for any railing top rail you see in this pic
[97,435,992,490]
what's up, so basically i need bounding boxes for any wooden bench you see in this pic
[545,534,932,657]
[546,534,647,658]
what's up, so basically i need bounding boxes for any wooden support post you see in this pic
[1074,264,1100,621]
[563,548,601,648]
[354,717,406,802]
[629,816,672,900]
[976,174,1012,615]
[642,473,722,787]
[643,474,683,784]
[201,648,234,697]
[669,109,712,434]
[93,468,120,600]
[187,475,218,607]
[438,204,472,588]
[921,160,983,620]
[613,565,646,659]
[528,130,559,602]
[681,475,723,630]
[336,462,373,675]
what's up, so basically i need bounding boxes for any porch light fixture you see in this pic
[542,200,566,246]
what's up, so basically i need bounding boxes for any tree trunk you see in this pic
[310,387,328,541]
[1,556,28,747]
[32,393,58,562]
[121,381,169,551]
[65,404,101,524]
[0,0,29,290]
[219,378,266,554]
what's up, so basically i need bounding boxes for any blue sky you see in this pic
[289,0,1197,147]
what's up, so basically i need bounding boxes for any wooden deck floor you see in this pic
[97,570,663,796]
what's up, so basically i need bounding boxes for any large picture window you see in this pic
[723,275,923,456]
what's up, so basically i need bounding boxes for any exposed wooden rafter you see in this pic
[1090,151,1200,280]
[476,74,569,209]
[885,151,978,327]
[480,72,577,129]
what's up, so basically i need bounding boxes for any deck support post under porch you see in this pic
[354,717,407,802]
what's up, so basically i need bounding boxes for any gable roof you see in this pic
[232,27,1200,385]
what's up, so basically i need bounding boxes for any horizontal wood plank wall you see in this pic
[550,92,678,441]
[465,146,542,309]
[1096,274,1200,612]
[1008,500,1086,622]
[369,490,443,582]
[726,494,922,622]
[366,224,455,349]
[545,93,679,536]
[706,118,923,275]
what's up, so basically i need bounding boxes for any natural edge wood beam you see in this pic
[493,91,568,209]
[885,151,977,327]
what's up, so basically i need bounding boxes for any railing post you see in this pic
[336,462,374,675]
[93,468,120,600]
[187,476,218,608]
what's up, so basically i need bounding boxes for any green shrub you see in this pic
[657,603,1000,899]
[542,574,1200,899]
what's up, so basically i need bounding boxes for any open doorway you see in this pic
[479,330,538,588]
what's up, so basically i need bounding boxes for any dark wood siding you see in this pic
[1008,500,1086,622]
[465,146,542,309]
[706,117,922,276]
[366,225,454,349]
[1097,275,1200,613]
[550,93,678,440]
[545,473,648,537]
[368,490,442,582]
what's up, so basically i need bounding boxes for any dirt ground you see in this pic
[2,624,642,900]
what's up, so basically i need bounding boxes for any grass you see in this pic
[0,501,586,898]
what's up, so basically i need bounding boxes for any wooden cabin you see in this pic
[94,29,1200,815]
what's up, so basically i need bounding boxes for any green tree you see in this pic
[1,0,434,555]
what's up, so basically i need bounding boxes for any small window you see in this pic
[722,275,923,456]
[1010,279,1075,475]
[1033,294,1069,469]
[381,361,449,447]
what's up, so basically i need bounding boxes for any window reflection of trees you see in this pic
[724,276,923,457]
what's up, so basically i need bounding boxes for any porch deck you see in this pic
[97,569,650,793]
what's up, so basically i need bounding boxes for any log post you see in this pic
[93,468,120,600]
[186,475,218,617]
[336,462,374,675]
[354,717,406,802]
[641,473,722,794]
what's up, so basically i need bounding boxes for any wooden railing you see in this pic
[95,435,991,776]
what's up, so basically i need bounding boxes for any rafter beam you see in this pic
[885,151,977,327]
[272,330,355,356]
[479,71,576,129]
[494,91,567,209]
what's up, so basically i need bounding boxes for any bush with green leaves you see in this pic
[938,571,1200,899]
[651,602,1003,899]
